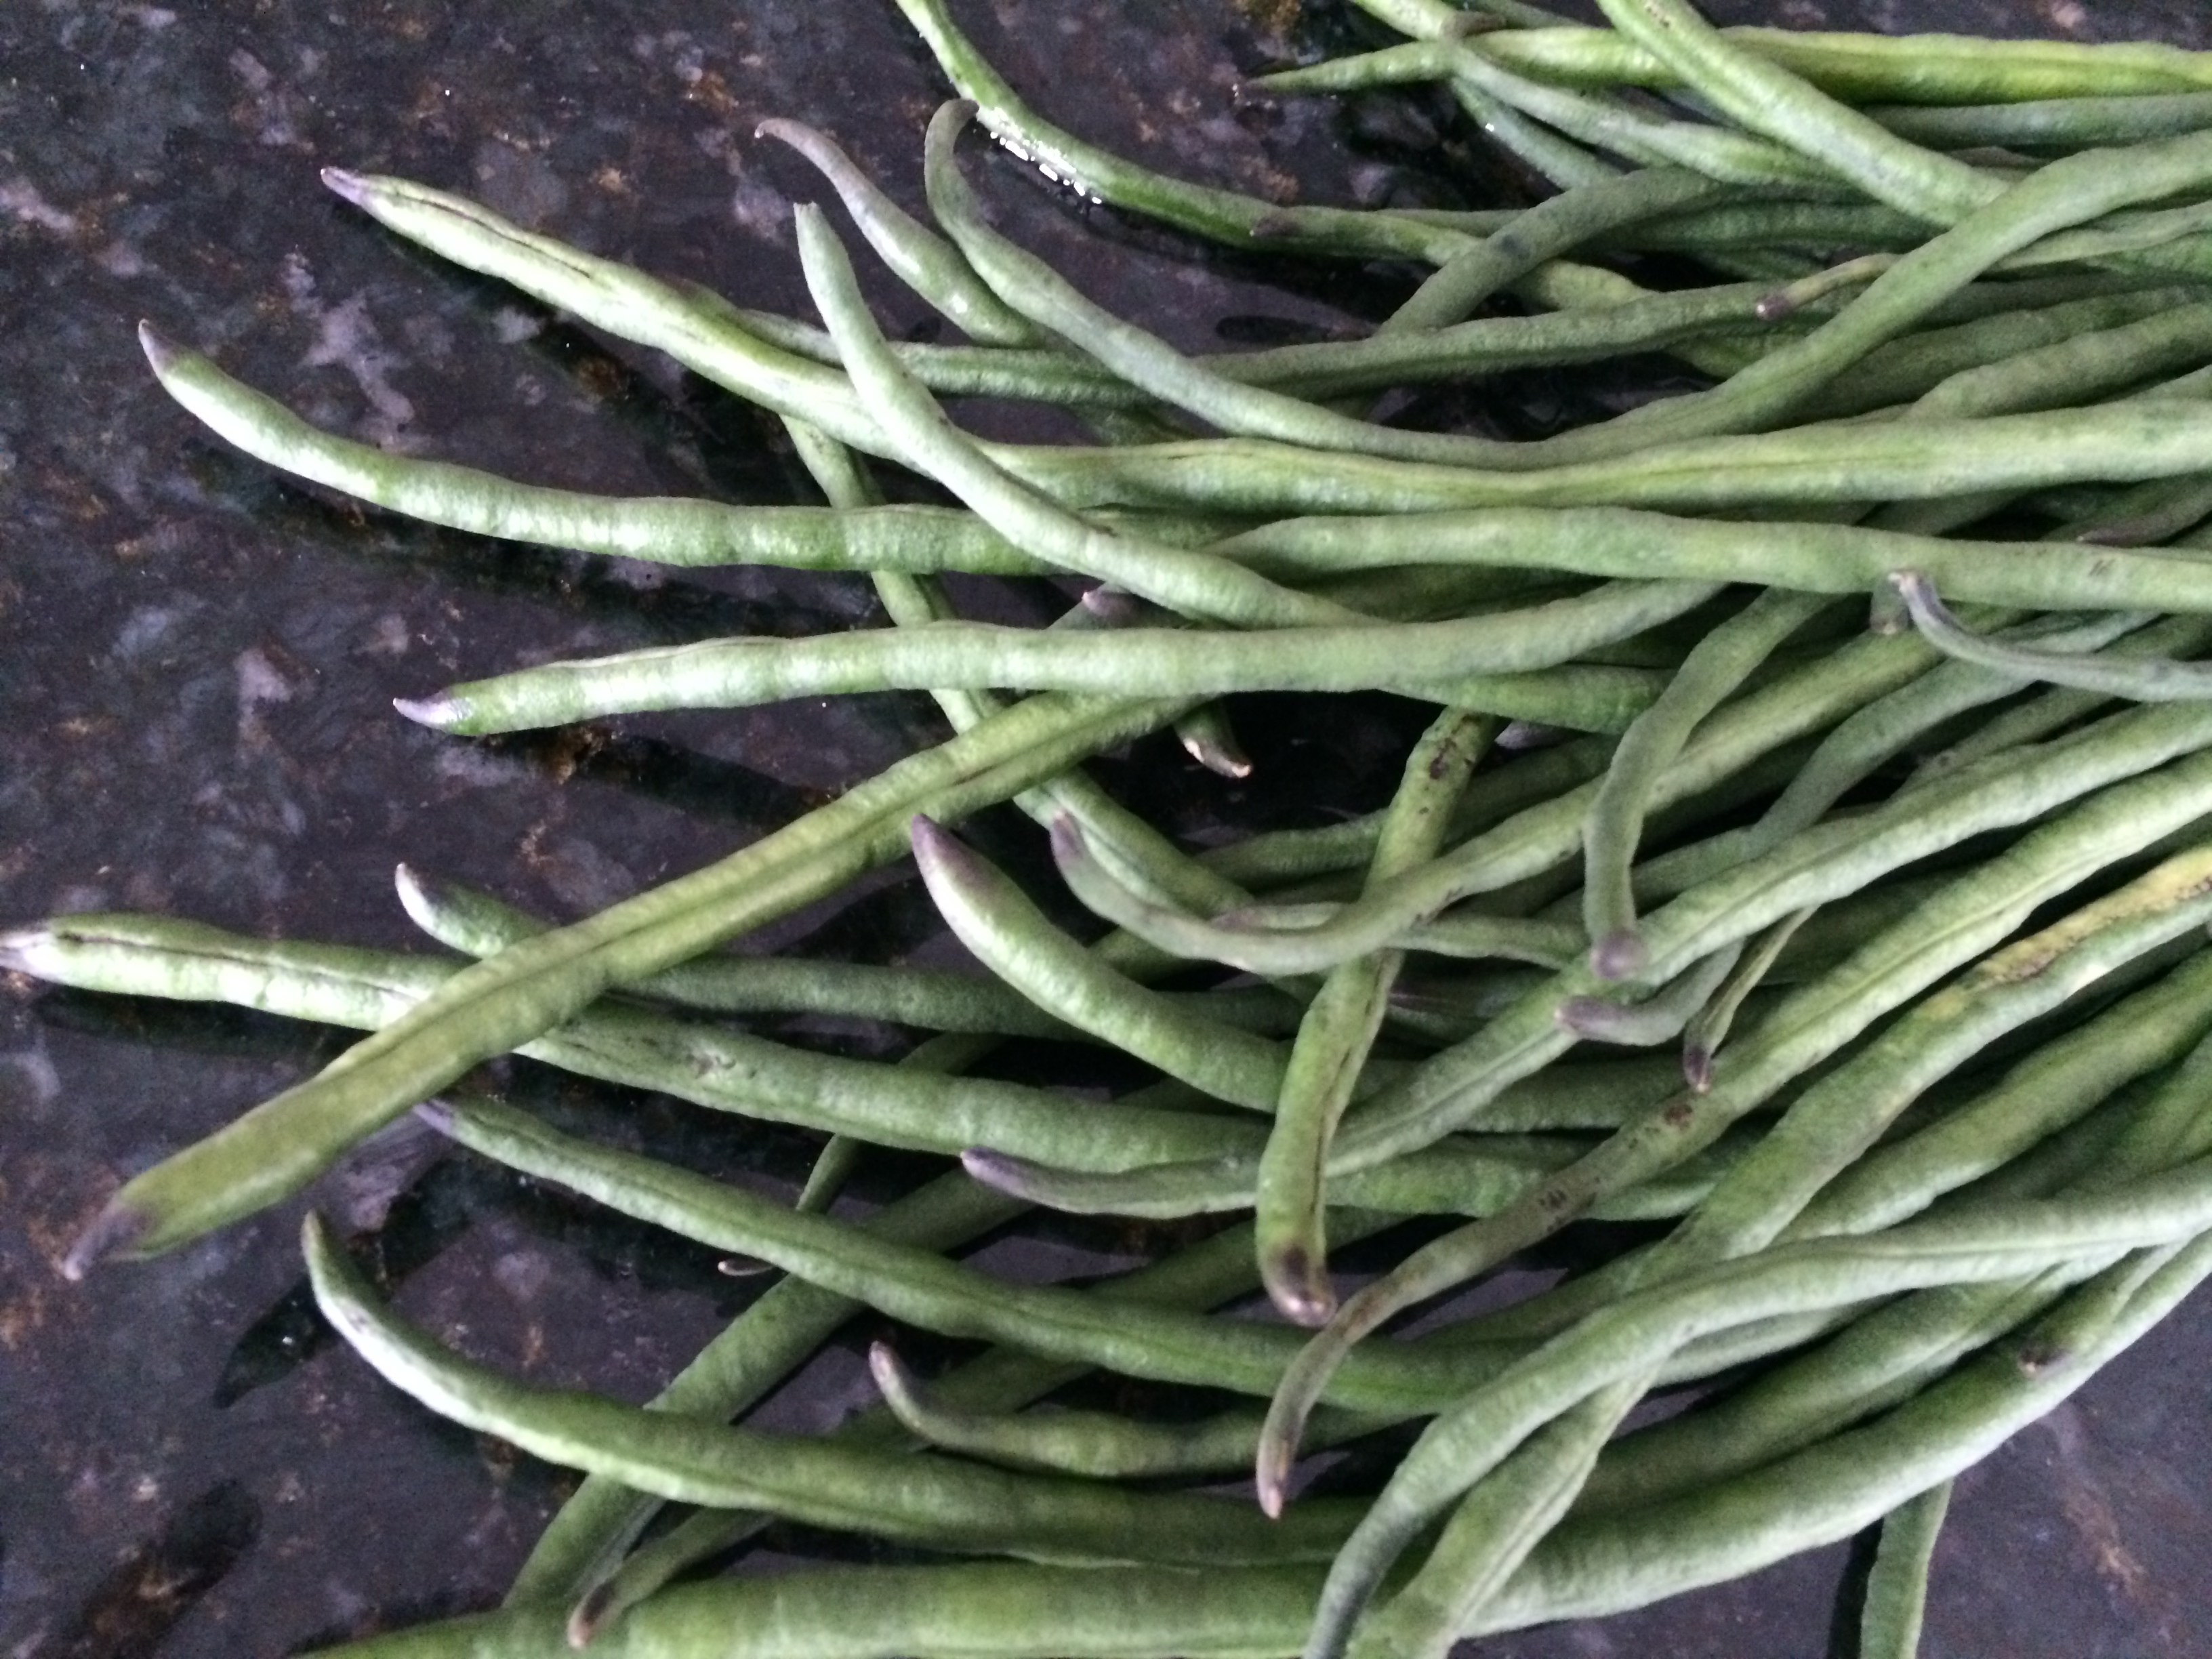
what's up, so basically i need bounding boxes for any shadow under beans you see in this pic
[44,1481,261,1659]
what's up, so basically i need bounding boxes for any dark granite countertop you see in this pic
[5,3,2212,1655]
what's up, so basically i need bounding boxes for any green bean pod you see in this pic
[1257,709,1491,1324]
[55,687,1191,1271]
[303,1212,1366,1568]
[1858,1482,1952,1659]
[398,580,1720,735]
[910,817,1292,1111]
[1896,571,2212,700]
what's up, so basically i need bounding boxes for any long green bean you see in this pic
[398,579,1719,735]
[1257,709,1490,1323]
[1303,1168,2212,1659]
[304,1212,1369,1567]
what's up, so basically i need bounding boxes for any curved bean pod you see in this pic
[1258,709,1491,1323]
[911,817,1291,1111]
[1589,0,1995,224]
[795,203,1357,630]
[888,0,1471,263]
[867,1343,1390,1481]
[303,1213,1366,1568]
[1896,571,2212,700]
[1583,588,1832,977]
[754,117,1034,347]
[426,1094,1513,1415]
[139,327,1052,576]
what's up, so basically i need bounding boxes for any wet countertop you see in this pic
[5,2,2212,1655]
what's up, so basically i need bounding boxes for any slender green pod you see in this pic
[1910,613,2212,783]
[1345,1385,1635,1659]
[1467,22,2212,102]
[1385,169,1740,332]
[1014,703,2212,1244]
[867,1343,1389,1481]
[57,686,1189,1271]
[426,1095,1519,1415]
[1475,1239,2212,1637]
[754,117,1035,346]
[508,1162,1024,1608]
[1656,847,2212,1270]
[1274,43,1826,193]
[910,817,1292,1111]
[1792,947,2212,1242]
[1226,494,2212,613]
[1050,627,1940,980]
[1859,1483,1952,1659]
[1896,571,2212,701]
[1906,301,2212,422]
[392,865,1080,1040]
[1583,588,1832,978]
[888,0,1472,263]
[320,168,886,453]
[1206,278,1843,401]
[399,580,1721,735]
[792,203,1355,630]
[922,102,1626,470]
[1870,91,2212,151]
[304,1213,1368,1568]
[216,1242,2212,1659]
[1589,0,1996,224]
[1256,710,1491,1324]
[1572,1270,2068,1517]
[138,327,1050,576]
[1302,1172,2212,1659]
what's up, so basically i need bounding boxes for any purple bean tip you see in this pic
[1254,1446,1293,1521]
[320,166,372,207]
[1046,813,1088,869]
[0,925,45,975]
[1263,1246,1336,1328]
[865,1340,907,1395]
[136,320,184,375]
[60,1200,150,1282]
[1181,729,1254,779]
[1682,1044,1714,1094]
[565,1586,615,1651]
[1590,928,1647,983]
[960,1146,1032,1197]
[412,1097,458,1133]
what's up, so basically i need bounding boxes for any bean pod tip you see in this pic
[320,165,372,207]
[1589,926,1650,982]
[136,319,183,377]
[60,1198,149,1283]
[392,693,464,731]
[1261,1244,1338,1329]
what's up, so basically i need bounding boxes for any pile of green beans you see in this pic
[22,0,2212,1654]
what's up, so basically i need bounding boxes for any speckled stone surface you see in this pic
[5,3,2212,1656]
